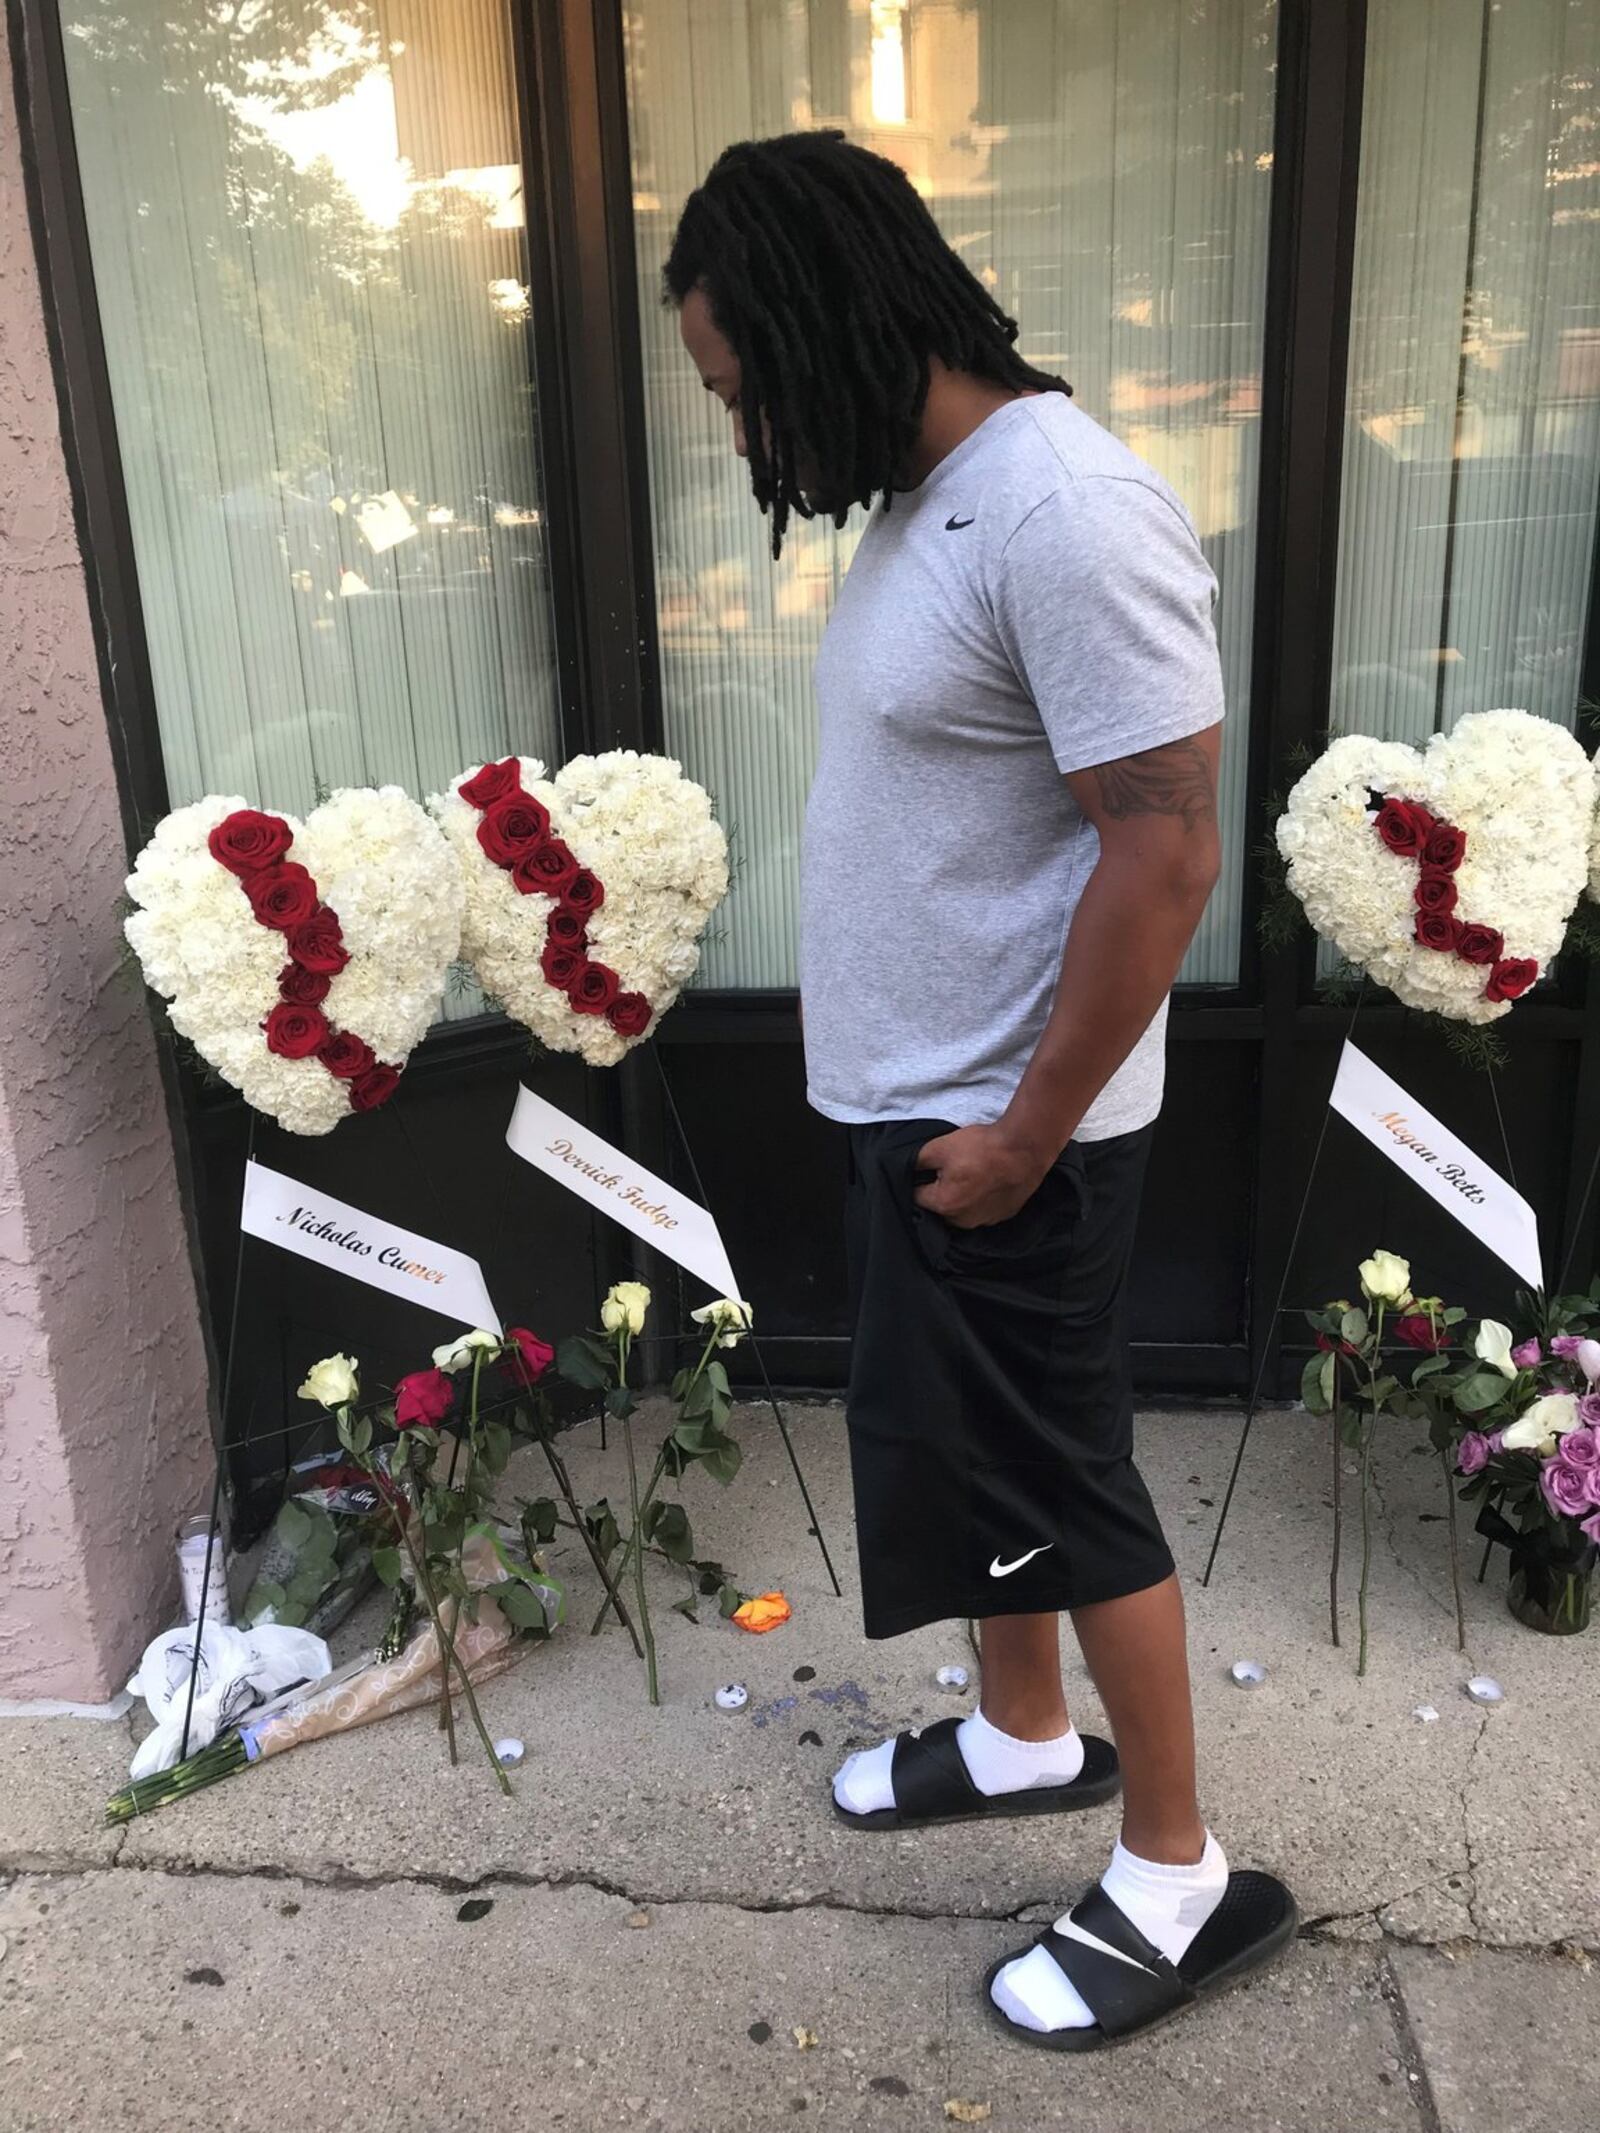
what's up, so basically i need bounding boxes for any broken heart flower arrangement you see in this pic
[1274,709,1593,1022]
[124,788,463,1132]
[432,750,728,1067]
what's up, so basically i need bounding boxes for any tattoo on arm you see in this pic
[1091,738,1216,833]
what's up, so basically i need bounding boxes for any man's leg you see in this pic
[990,1570,1226,2033]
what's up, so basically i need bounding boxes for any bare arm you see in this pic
[914,726,1221,1227]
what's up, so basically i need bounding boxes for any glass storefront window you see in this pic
[1332,0,1600,741]
[625,0,1280,988]
[60,1,562,1018]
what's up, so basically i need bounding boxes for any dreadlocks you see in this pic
[665,130,1069,556]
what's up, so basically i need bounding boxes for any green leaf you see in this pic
[584,1499,621,1561]
[275,1500,314,1549]
[707,1361,732,1398]
[718,1583,744,1619]
[679,1371,714,1421]
[671,1595,699,1621]
[371,1545,404,1588]
[1339,1308,1368,1348]
[480,1420,513,1476]
[644,1501,694,1564]
[1301,1353,1331,1415]
[700,1434,743,1487]
[558,1334,612,1392]
[604,1384,635,1421]
[495,1579,550,1632]
[1318,1351,1337,1412]
[1454,1370,1506,1416]
[521,1497,559,1545]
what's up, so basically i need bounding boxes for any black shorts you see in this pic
[843,1117,1174,1639]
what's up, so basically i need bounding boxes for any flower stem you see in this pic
[589,1451,667,1637]
[1357,1304,1385,1679]
[395,1480,511,1794]
[614,1329,660,1703]
[1330,1364,1343,1650]
[1441,1445,1466,1653]
[1357,1413,1374,1678]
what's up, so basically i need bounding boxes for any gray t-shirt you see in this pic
[800,393,1224,1139]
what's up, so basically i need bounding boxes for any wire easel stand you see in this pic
[650,1046,842,1598]
[1202,990,1366,1587]
[176,1112,258,1762]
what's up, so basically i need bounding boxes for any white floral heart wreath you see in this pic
[432,750,729,1068]
[124,788,464,1133]
[1275,708,1596,1024]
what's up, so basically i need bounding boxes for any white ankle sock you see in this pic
[990,1832,1229,2034]
[832,1709,1084,1818]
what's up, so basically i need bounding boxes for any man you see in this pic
[667,131,1294,2049]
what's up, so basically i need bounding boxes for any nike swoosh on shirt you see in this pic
[989,1544,1053,1578]
[945,513,976,531]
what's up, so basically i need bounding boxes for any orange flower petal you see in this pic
[732,1590,792,1634]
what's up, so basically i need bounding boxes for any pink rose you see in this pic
[1541,1456,1593,1520]
[1455,1431,1493,1477]
[1550,1335,1585,1360]
[1560,1424,1600,1468]
[1582,1509,1600,1546]
[1511,1338,1542,1370]
[394,1368,454,1429]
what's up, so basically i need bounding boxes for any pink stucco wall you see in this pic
[0,32,214,1699]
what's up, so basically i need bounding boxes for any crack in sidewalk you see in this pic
[3,1847,1595,1958]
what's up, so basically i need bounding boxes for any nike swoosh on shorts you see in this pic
[989,1544,1053,1578]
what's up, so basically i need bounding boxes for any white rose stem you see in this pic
[590,1321,721,1639]
[507,1349,645,1660]
[1358,1300,1384,1678]
[177,1110,260,1764]
[1204,985,1368,1588]
[648,1045,843,1598]
[1478,1062,1530,1591]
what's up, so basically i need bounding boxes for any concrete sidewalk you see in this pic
[1,1406,1595,2131]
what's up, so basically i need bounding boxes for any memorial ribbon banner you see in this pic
[1328,1040,1543,1291]
[506,1085,739,1301]
[241,1160,501,1331]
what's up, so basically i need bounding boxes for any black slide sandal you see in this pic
[831,1715,1120,1831]
[982,1870,1298,2050]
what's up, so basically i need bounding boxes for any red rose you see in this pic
[1423,823,1467,872]
[317,1031,376,1081]
[286,908,350,975]
[350,1063,401,1111]
[1485,957,1538,1002]
[245,862,320,933]
[477,797,550,867]
[209,809,293,876]
[563,869,605,919]
[607,991,653,1039]
[1414,910,1463,953]
[506,1327,555,1382]
[458,758,523,810]
[1414,869,1457,916]
[546,906,587,951]
[570,961,620,1016]
[1457,923,1504,967]
[278,963,331,1007]
[394,1367,454,1429]
[1374,798,1435,856]
[263,1002,329,1059]
[1314,1332,1359,1359]
[540,940,584,992]
[1393,1314,1451,1352]
[513,840,579,897]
